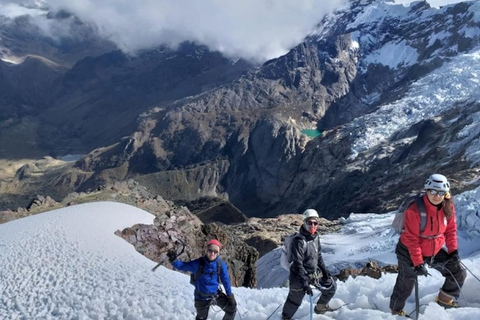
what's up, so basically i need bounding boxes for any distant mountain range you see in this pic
[1,0,480,218]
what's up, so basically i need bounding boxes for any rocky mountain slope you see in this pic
[0,8,116,159]
[0,8,253,159]
[65,0,480,217]
[37,43,253,155]
[2,0,480,220]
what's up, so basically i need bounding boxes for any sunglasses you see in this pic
[307,220,318,226]
[207,249,219,254]
[428,189,446,196]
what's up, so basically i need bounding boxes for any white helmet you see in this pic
[424,174,450,192]
[302,209,319,220]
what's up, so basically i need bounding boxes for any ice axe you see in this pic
[151,239,186,272]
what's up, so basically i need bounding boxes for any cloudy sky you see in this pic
[0,0,469,63]
[0,0,347,63]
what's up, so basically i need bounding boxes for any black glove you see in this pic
[227,294,237,307]
[303,284,313,296]
[167,250,177,263]
[320,276,333,288]
[321,270,331,281]
[448,250,460,263]
[414,263,428,277]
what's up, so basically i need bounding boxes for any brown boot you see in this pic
[391,310,411,318]
[314,303,333,314]
[435,289,458,308]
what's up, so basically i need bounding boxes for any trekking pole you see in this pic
[265,302,283,320]
[309,294,313,320]
[461,261,480,283]
[414,276,420,320]
[151,240,186,272]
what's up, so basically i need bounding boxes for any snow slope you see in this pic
[1,200,480,319]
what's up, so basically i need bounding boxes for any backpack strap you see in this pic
[217,259,222,285]
[194,258,206,282]
[296,233,307,253]
[415,196,427,232]
[297,232,320,254]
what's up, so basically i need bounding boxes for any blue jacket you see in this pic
[172,256,232,300]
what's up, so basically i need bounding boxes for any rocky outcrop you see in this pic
[337,261,399,282]
[223,214,341,257]
[115,206,259,288]
[26,195,58,211]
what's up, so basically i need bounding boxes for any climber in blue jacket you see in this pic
[169,239,237,320]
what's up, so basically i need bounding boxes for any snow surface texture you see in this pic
[1,198,480,319]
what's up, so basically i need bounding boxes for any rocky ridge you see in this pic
[0,180,257,288]
[224,214,341,257]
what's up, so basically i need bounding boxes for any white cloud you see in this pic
[1,0,347,63]
[0,2,45,18]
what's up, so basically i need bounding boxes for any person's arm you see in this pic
[402,205,423,266]
[220,261,233,296]
[290,237,308,283]
[172,258,199,274]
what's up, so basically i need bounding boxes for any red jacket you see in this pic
[400,194,458,266]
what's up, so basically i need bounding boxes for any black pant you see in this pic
[195,292,236,320]
[390,242,466,312]
[281,273,337,319]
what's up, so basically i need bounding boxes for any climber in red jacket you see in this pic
[390,174,466,316]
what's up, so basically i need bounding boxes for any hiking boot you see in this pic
[314,303,333,314]
[435,290,458,308]
[391,310,411,318]
[280,313,291,320]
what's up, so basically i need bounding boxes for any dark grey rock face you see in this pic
[37,43,253,156]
